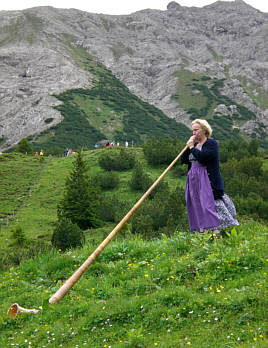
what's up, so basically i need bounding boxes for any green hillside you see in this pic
[29,43,191,153]
[0,146,267,347]
[0,148,181,241]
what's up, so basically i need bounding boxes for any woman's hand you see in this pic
[187,136,196,149]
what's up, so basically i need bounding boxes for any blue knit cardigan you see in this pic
[181,138,224,199]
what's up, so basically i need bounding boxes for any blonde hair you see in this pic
[191,119,212,137]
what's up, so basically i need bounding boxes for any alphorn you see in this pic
[7,145,188,316]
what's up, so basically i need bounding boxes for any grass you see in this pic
[0,148,185,246]
[0,221,267,347]
[238,76,268,109]
[0,148,267,347]
[0,153,46,218]
[173,69,211,112]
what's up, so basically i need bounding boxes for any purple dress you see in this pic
[185,151,239,233]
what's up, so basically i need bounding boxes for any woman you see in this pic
[181,119,239,237]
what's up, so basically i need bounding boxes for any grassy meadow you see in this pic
[0,149,267,347]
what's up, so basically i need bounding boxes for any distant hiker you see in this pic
[40,150,44,156]
[125,141,128,148]
[181,119,239,238]
[64,148,68,157]
[34,152,39,157]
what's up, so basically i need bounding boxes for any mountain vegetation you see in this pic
[29,47,191,153]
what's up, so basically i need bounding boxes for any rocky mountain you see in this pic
[0,0,267,151]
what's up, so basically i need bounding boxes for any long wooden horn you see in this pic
[7,145,188,315]
[49,145,188,304]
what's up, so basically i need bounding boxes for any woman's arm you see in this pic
[190,139,218,164]
[181,147,191,164]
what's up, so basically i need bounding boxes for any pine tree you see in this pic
[16,138,32,154]
[57,149,101,230]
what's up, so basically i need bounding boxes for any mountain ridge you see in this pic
[0,0,267,151]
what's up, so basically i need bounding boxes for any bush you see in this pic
[98,195,131,223]
[98,171,120,190]
[51,218,85,251]
[16,138,32,154]
[11,225,26,246]
[131,214,154,237]
[219,139,260,163]
[142,138,185,166]
[238,157,263,179]
[129,161,151,191]
[131,185,187,238]
[98,148,135,171]
[234,194,268,221]
[172,163,188,177]
[129,161,169,200]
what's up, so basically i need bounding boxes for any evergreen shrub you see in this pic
[11,225,26,246]
[129,161,169,199]
[57,149,102,229]
[51,218,85,251]
[131,185,187,238]
[98,171,120,190]
[143,138,185,166]
[16,138,32,154]
[129,161,151,191]
[214,139,268,221]
[98,195,131,222]
[98,148,135,171]
[172,163,188,177]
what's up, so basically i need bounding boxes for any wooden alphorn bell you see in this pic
[7,303,39,318]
